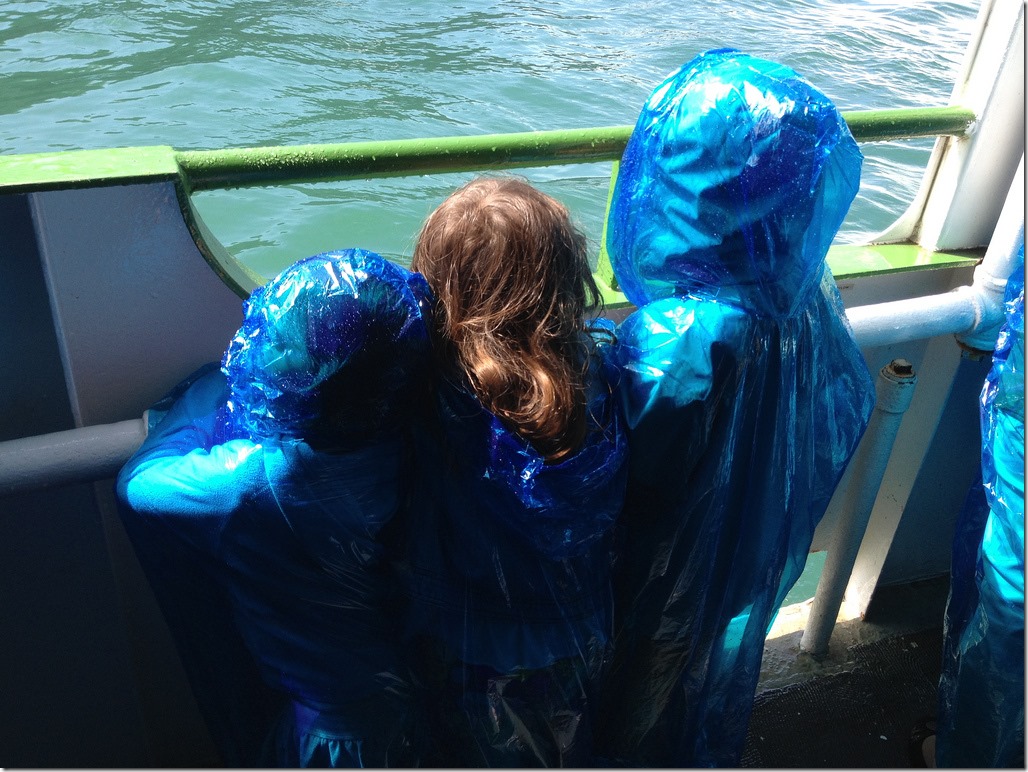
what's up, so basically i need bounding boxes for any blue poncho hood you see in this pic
[221,248,433,443]
[608,48,862,318]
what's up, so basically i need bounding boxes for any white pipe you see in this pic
[847,287,980,349]
[847,153,1025,351]
[800,359,918,656]
[957,153,1025,350]
[0,418,147,496]
[0,268,1007,500]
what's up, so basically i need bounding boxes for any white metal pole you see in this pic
[847,154,1025,351]
[846,288,980,350]
[958,153,1025,350]
[800,359,919,656]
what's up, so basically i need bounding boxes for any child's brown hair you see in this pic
[412,176,603,463]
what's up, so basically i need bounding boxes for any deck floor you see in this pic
[743,626,942,767]
[742,577,949,768]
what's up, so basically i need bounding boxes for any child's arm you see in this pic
[114,366,282,765]
[116,367,265,554]
[614,296,748,482]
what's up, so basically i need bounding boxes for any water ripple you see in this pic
[0,0,981,275]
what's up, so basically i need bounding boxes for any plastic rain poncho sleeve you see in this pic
[596,49,876,767]
[399,320,629,768]
[116,249,433,768]
[936,245,1024,768]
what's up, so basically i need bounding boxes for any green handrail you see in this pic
[0,103,981,301]
[0,106,975,195]
[176,127,634,192]
[176,106,975,192]
[842,106,975,142]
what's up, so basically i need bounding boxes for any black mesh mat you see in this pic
[742,627,943,768]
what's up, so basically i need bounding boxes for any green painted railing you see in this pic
[0,106,975,195]
[176,107,975,192]
[0,105,981,301]
[176,127,631,192]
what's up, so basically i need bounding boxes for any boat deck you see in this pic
[743,577,949,768]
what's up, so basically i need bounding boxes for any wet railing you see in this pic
[173,107,975,191]
[0,106,976,196]
[0,105,984,301]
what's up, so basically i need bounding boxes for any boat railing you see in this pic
[173,107,975,191]
[0,106,983,298]
[0,106,982,301]
[0,106,975,196]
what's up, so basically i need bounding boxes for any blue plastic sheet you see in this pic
[117,245,630,767]
[221,247,434,445]
[936,245,1024,768]
[116,249,433,766]
[595,49,876,766]
[399,320,629,766]
[117,51,880,767]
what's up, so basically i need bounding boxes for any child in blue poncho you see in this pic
[930,247,1024,768]
[400,176,629,767]
[116,249,433,767]
[595,50,876,766]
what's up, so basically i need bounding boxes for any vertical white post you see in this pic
[871,0,1025,249]
[800,359,919,656]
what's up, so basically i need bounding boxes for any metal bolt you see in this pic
[887,359,914,378]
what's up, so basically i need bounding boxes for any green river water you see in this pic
[1,0,980,278]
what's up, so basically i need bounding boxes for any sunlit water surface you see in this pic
[1,0,980,277]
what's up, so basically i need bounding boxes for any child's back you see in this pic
[401,177,629,766]
[116,249,433,767]
[596,50,877,766]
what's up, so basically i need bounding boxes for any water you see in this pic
[1,0,980,279]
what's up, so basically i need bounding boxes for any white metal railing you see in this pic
[802,154,1024,650]
[848,155,1024,351]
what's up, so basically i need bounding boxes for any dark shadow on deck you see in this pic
[743,577,949,768]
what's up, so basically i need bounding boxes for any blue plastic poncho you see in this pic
[596,50,876,766]
[116,249,433,767]
[399,322,629,767]
[936,246,1024,768]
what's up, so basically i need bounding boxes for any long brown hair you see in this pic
[411,176,603,463]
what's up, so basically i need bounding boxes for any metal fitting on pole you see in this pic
[800,359,918,656]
